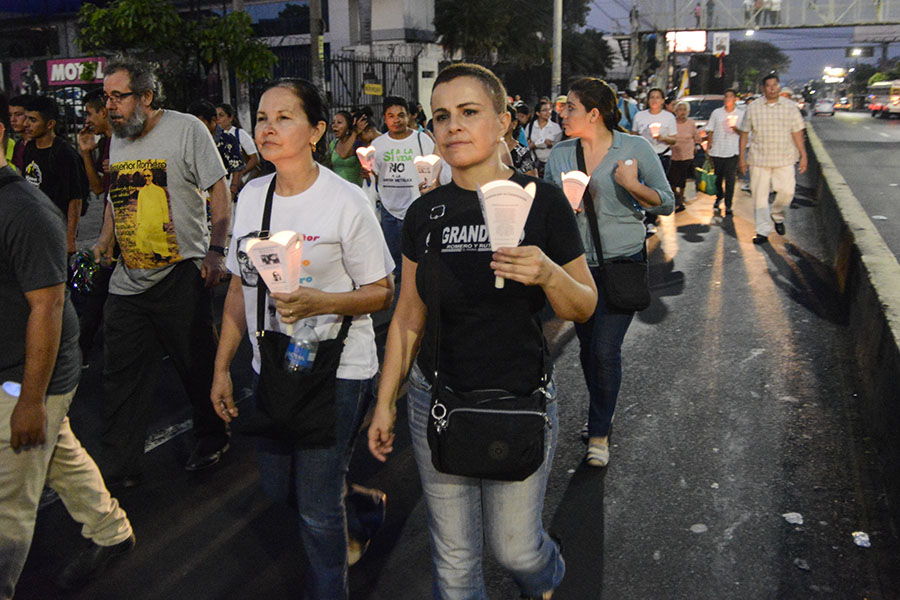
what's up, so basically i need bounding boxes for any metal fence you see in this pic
[249,48,418,124]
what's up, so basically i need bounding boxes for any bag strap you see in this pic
[254,175,352,341]
[576,139,606,266]
[416,130,423,156]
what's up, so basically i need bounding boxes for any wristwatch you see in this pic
[209,245,226,256]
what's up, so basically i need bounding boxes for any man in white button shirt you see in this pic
[705,89,743,216]
[738,73,807,245]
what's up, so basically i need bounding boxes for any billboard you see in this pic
[8,57,105,96]
[666,31,707,53]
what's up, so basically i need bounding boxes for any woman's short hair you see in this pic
[674,100,690,112]
[567,77,625,133]
[433,63,507,114]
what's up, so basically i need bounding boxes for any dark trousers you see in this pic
[100,260,226,479]
[711,155,739,209]
[574,265,636,437]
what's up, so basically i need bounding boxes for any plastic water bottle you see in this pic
[284,318,319,372]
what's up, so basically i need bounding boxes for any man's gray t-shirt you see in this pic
[107,110,227,295]
[0,166,81,395]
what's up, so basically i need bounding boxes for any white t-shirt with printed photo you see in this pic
[372,130,435,220]
[228,167,394,379]
[632,109,677,155]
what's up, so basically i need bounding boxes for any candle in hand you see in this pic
[649,122,661,137]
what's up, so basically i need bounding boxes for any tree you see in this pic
[78,0,276,108]
[728,40,790,92]
[434,0,591,67]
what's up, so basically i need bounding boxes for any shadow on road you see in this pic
[548,462,607,600]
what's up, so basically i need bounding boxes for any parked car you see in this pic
[834,97,851,110]
[813,98,835,116]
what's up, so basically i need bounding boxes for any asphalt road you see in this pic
[15,162,899,599]
[809,110,900,261]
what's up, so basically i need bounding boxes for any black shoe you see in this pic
[185,436,230,471]
[773,220,785,235]
[752,234,769,245]
[57,534,135,591]
[105,472,144,492]
[725,208,733,216]
[674,204,686,213]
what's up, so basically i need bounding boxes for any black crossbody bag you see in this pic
[243,176,352,445]
[423,220,551,481]
[576,140,652,312]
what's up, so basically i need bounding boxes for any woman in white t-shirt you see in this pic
[527,99,563,177]
[216,103,261,195]
[210,79,394,599]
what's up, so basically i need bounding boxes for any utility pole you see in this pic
[551,0,562,99]
[232,0,252,131]
[310,0,325,91]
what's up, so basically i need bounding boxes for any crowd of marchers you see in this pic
[1,55,805,600]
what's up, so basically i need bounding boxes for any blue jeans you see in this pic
[380,209,403,287]
[574,265,636,438]
[254,377,371,599]
[406,363,565,600]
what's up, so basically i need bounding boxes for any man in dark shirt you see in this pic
[21,95,86,256]
[0,92,134,598]
[77,88,112,197]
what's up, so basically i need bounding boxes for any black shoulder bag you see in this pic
[243,175,353,445]
[423,220,551,481]
[576,140,652,312]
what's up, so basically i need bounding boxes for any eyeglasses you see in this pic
[103,92,137,105]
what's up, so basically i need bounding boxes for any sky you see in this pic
[585,5,894,84]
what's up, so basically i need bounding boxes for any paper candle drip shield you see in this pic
[561,171,590,212]
[355,146,376,171]
[477,180,536,288]
[246,231,304,295]
[726,115,738,128]
[649,122,661,137]
[414,154,442,187]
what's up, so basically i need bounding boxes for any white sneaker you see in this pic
[645,223,657,237]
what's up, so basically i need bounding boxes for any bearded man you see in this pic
[91,56,231,487]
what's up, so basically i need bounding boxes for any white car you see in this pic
[813,98,835,116]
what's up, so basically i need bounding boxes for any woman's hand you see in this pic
[210,370,238,422]
[491,246,553,287]
[613,158,640,191]
[367,401,397,462]
[272,287,326,324]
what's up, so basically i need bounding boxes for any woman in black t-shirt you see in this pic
[368,64,596,599]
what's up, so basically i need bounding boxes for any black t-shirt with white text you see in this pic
[402,172,584,395]
[22,136,84,219]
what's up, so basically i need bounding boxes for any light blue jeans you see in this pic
[406,363,565,600]
[380,209,403,287]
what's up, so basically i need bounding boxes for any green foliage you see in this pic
[77,0,276,83]
[563,29,615,82]
[434,0,591,67]
[729,40,790,92]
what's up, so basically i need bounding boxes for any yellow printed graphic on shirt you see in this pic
[109,159,181,269]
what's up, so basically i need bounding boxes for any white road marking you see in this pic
[880,132,891,138]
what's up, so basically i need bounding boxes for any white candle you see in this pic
[649,122,661,137]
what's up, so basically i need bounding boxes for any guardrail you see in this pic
[806,126,900,530]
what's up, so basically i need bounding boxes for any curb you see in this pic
[806,125,900,530]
